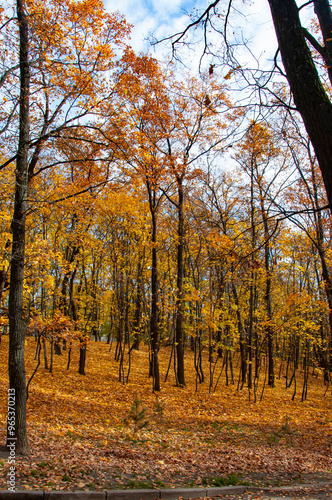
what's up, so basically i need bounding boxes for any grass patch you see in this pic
[128,478,164,489]
[87,482,97,489]
[203,473,248,487]
[184,480,196,487]
[128,480,154,489]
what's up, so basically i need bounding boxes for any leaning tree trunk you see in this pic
[268,0,332,210]
[313,0,332,87]
[7,0,30,456]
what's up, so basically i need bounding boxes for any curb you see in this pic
[0,482,331,500]
[0,486,244,499]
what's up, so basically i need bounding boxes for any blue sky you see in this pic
[104,0,201,55]
[103,0,316,80]
[103,0,281,75]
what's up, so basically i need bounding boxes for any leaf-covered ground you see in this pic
[0,337,331,491]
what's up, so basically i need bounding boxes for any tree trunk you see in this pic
[260,197,275,387]
[0,270,8,305]
[148,183,160,392]
[79,340,86,375]
[231,278,247,389]
[247,168,257,390]
[313,0,332,86]
[7,0,30,456]
[132,258,143,350]
[43,338,48,369]
[247,276,254,390]
[175,178,185,386]
[268,0,332,210]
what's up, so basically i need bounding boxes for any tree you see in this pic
[160,75,236,387]
[111,53,237,388]
[278,118,332,383]
[267,0,332,210]
[235,122,281,388]
[4,0,129,454]
[7,0,30,456]
[163,0,332,210]
[106,52,172,391]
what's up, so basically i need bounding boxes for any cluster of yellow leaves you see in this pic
[0,164,13,277]
[27,310,79,342]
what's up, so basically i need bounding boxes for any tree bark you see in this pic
[7,0,30,456]
[263,224,274,387]
[313,0,332,86]
[175,178,185,386]
[148,182,160,392]
[132,258,143,350]
[268,0,332,209]
[78,340,86,375]
[259,195,275,387]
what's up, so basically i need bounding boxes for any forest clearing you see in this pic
[0,337,331,492]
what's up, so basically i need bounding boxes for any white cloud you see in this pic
[103,0,314,79]
[104,0,197,53]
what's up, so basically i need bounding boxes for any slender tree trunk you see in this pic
[0,270,8,305]
[66,345,72,370]
[60,245,79,316]
[260,198,275,387]
[231,279,247,389]
[150,221,160,391]
[247,170,256,390]
[49,339,54,374]
[79,340,86,375]
[7,0,30,456]
[132,258,143,350]
[148,183,160,392]
[43,338,48,369]
[248,276,254,390]
[175,178,185,386]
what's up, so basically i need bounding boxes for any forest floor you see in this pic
[0,337,331,492]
